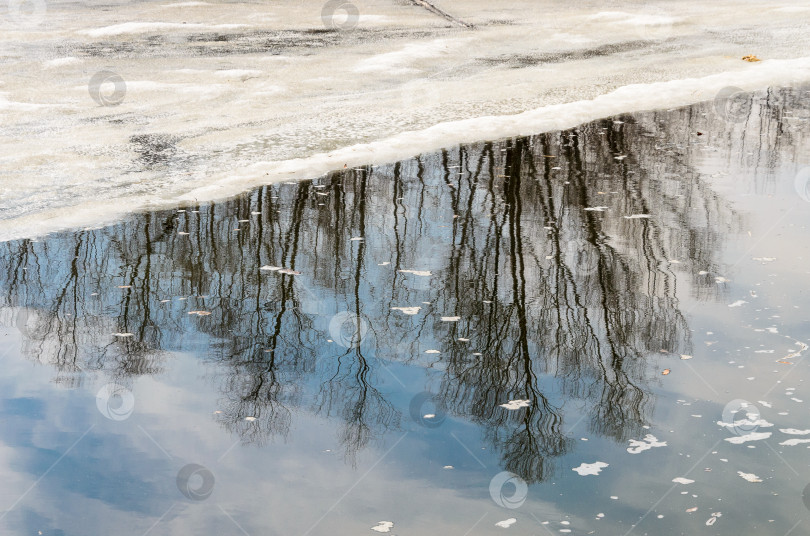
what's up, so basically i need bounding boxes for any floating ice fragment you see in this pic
[672,477,694,485]
[715,277,730,283]
[350,237,363,241]
[572,461,608,476]
[627,434,667,453]
[758,401,772,408]
[778,439,810,446]
[680,354,693,360]
[728,300,747,307]
[244,416,256,422]
[399,269,432,277]
[724,432,771,444]
[378,262,391,266]
[392,306,421,315]
[780,429,810,435]
[737,471,762,482]
[371,521,394,533]
[752,257,776,262]
[495,518,516,528]
[500,399,531,410]
[260,265,281,271]
[584,206,609,211]
[441,316,461,322]
[188,311,212,316]
[425,350,440,354]
[623,214,650,219]
[114,333,134,337]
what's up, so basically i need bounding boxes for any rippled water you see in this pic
[1,86,810,534]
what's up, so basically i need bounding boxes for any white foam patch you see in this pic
[573,461,608,476]
[79,22,248,37]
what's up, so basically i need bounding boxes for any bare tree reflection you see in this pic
[9,87,807,481]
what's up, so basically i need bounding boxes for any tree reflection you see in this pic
[8,88,804,482]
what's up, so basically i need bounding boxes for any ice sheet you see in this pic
[1,0,810,241]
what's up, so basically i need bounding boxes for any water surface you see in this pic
[1,85,810,535]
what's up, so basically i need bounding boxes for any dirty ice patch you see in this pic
[627,434,667,454]
[42,57,82,69]
[573,461,608,476]
[500,399,531,410]
[354,39,464,75]
[495,518,516,528]
[724,432,771,444]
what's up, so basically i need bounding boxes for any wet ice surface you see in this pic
[3,0,810,240]
[1,86,810,534]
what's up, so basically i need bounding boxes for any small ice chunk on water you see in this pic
[371,521,394,533]
[399,269,432,277]
[114,332,134,337]
[728,300,747,307]
[350,237,363,241]
[623,214,650,219]
[584,206,609,211]
[441,316,461,322]
[260,265,281,271]
[680,354,693,360]
[392,306,421,315]
[500,399,531,410]
[717,418,772,429]
[780,429,810,435]
[737,471,762,482]
[572,461,608,476]
[779,438,810,446]
[672,477,694,485]
[724,432,772,444]
[758,401,772,408]
[495,518,516,528]
[627,434,667,453]
[425,350,440,354]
